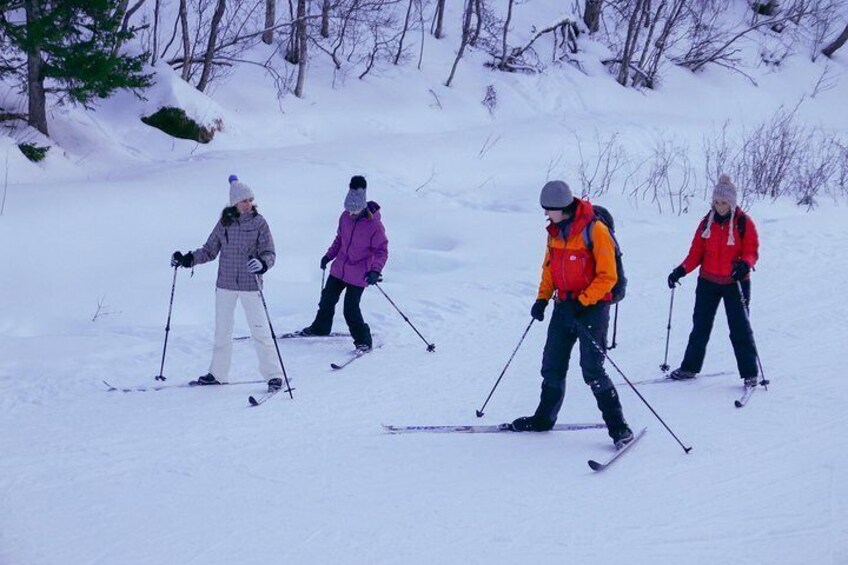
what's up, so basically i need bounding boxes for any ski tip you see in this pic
[248,396,259,406]
[330,364,342,370]
[587,460,604,471]
[734,400,744,408]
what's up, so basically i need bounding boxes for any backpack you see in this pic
[581,205,627,304]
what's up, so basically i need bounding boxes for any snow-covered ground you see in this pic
[2,8,848,563]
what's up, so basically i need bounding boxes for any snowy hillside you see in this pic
[2,2,848,564]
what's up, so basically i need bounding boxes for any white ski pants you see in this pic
[209,288,283,382]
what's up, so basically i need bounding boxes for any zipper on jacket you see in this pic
[341,218,360,281]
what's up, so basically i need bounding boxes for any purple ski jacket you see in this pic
[326,201,388,288]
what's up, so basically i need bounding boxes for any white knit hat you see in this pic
[228,174,254,206]
[702,174,738,245]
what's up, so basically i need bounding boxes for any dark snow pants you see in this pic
[534,300,627,437]
[310,275,372,347]
[680,277,757,379]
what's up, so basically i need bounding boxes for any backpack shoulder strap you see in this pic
[582,219,596,251]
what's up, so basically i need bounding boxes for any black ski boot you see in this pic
[743,376,758,388]
[509,415,555,432]
[195,373,221,386]
[299,326,328,337]
[594,387,633,449]
[669,368,696,380]
[510,385,561,432]
[267,378,283,392]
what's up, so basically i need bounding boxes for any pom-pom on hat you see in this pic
[344,175,368,213]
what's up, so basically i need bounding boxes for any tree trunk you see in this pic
[179,0,191,80]
[197,0,226,92]
[584,0,602,33]
[617,0,647,86]
[152,0,161,64]
[263,0,276,44]
[498,0,514,69]
[822,23,848,58]
[433,0,445,39]
[294,0,307,97]
[394,0,415,64]
[445,0,474,87]
[470,0,482,46]
[321,0,330,38]
[24,0,48,136]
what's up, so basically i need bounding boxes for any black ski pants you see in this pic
[680,277,757,379]
[535,300,626,435]
[310,275,372,347]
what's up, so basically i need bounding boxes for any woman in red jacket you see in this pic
[666,174,760,386]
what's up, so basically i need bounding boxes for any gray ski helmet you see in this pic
[540,180,574,210]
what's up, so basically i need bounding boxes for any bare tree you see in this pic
[197,0,227,92]
[321,0,330,37]
[445,0,474,86]
[616,0,649,86]
[152,0,161,64]
[263,0,276,44]
[294,0,307,97]
[822,22,848,57]
[584,0,602,33]
[432,0,445,38]
[178,0,191,80]
[394,0,415,64]
[497,0,514,70]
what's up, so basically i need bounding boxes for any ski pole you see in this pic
[608,303,619,350]
[254,272,294,398]
[574,320,692,453]
[660,287,675,372]
[476,318,534,418]
[736,281,769,390]
[374,282,436,352]
[154,265,179,381]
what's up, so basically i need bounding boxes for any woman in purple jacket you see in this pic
[301,176,389,351]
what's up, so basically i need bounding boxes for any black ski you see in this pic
[331,344,382,370]
[383,422,605,434]
[234,331,350,342]
[734,385,757,408]
[628,371,733,386]
[248,385,294,407]
[103,379,264,393]
[587,427,647,472]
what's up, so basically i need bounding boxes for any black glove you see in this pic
[667,266,685,289]
[171,251,193,268]
[572,299,587,317]
[320,256,331,270]
[365,271,382,285]
[530,299,548,321]
[731,260,750,282]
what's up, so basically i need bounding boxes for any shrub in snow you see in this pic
[18,143,49,163]
[140,107,219,143]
